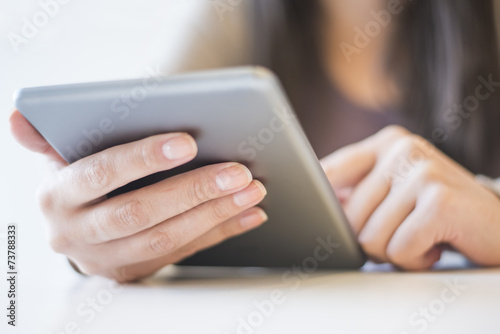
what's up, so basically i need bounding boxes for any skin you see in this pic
[321,126,500,269]
[8,0,500,281]
[320,0,399,110]
[10,110,268,282]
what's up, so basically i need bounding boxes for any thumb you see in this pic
[9,109,66,164]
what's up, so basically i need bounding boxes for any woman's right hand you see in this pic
[9,110,268,282]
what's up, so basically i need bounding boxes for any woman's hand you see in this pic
[9,110,268,282]
[321,125,500,270]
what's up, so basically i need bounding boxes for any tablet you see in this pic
[14,66,365,269]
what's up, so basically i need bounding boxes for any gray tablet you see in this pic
[14,66,365,269]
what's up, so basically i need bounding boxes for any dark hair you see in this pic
[255,0,500,175]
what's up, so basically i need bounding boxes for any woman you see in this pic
[9,0,500,281]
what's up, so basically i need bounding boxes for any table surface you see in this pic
[1,1,499,333]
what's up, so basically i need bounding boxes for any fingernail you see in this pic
[162,135,196,160]
[216,164,252,191]
[233,181,267,207]
[240,209,268,229]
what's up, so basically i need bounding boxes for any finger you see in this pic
[98,180,267,265]
[9,109,65,163]
[79,162,253,243]
[357,181,416,262]
[343,166,391,235]
[335,187,354,207]
[110,207,268,281]
[385,186,453,270]
[319,125,411,191]
[320,142,376,190]
[54,132,197,206]
[343,140,411,234]
[167,207,268,263]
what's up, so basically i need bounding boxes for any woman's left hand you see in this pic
[320,125,500,270]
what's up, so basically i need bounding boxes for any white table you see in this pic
[32,258,499,334]
[1,1,499,333]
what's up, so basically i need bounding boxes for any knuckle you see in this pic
[148,229,177,256]
[380,125,410,139]
[428,183,450,203]
[188,178,212,204]
[424,184,453,217]
[386,245,404,265]
[394,135,420,154]
[48,232,71,253]
[139,140,158,169]
[83,157,111,189]
[207,201,230,223]
[36,182,55,214]
[83,217,100,243]
[414,161,439,183]
[357,232,377,254]
[113,200,149,230]
[357,233,386,262]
